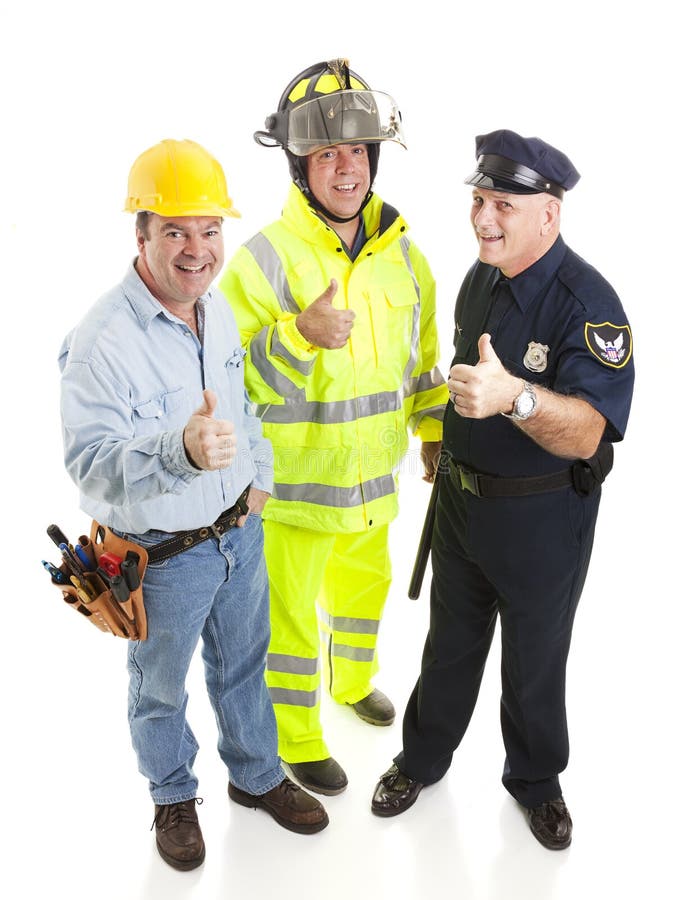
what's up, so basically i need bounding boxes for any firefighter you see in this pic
[221,60,448,795]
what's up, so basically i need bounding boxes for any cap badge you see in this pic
[584,322,633,369]
[523,341,549,373]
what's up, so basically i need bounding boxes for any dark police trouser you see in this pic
[396,467,601,808]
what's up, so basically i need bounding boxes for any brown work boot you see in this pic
[152,798,205,870]
[228,777,329,834]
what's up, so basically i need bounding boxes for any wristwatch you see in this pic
[502,381,537,420]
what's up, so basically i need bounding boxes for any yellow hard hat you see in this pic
[124,139,240,218]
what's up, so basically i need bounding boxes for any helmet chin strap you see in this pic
[305,187,373,223]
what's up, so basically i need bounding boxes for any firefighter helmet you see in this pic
[254,59,405,156]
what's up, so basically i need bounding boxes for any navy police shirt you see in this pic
[444,236,634,478]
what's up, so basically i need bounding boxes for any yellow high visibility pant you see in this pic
[263,520,392,763]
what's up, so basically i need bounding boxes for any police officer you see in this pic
[370,130,635,850]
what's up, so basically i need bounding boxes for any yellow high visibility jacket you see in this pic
[220,185,448,533]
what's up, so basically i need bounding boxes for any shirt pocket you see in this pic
[132,387,187,434]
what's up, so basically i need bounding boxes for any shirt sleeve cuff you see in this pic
[162,428,202,481]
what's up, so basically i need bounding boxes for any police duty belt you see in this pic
[446,445,613,499]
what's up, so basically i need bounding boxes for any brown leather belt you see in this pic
[448,458,572,498]
[146,487,250,564]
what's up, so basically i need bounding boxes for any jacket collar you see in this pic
[281,184,407,253]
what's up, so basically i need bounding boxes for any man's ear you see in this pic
[541,198,561,235]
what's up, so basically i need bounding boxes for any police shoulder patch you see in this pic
[584,322,633,369]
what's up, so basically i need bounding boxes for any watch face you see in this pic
[515,388,536,418]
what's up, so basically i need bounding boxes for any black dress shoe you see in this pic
[349,688,395,726]
[228,778,328,834]
[285,757,348,795]
[152,798,205,871]
[371,764,424,817]
[527,798,573,850]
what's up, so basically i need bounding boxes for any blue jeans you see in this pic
[123,514,285,804]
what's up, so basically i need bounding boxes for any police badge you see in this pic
[523,341,550,373]
[584,322,633,369]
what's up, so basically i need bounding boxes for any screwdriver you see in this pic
[47,524,70,549]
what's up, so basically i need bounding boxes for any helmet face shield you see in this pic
[286,90,405,156]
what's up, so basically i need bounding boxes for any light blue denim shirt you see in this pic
[59,263,273,533]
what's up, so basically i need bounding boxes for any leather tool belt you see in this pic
[49,521,149,640]
[146,486,250,565]
[447,443,613,499]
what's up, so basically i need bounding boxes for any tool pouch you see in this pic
[571,442,614,497]
[54,521,148,640]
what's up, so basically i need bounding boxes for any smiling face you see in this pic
[135,214,224,312]
[306,143,371,223]
[470,188,561,278]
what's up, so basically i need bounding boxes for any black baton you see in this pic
[408,476,440,601]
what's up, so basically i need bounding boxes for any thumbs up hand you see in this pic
[447,333,522,419]
[477,333,496,364]
[183,389,237,470]
[296,279,355,349]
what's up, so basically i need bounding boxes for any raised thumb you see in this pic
[196,388,217,418]
[319,278,339,305]
[478,333,495,363]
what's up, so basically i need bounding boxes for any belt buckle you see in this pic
[458,465,481,497]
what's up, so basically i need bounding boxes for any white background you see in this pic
[2,2,669,898]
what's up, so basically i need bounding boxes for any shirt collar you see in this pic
[122,261,211,330]
[493,235,567,311]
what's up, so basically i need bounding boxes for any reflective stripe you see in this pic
[273,474,395,508]
[267,652,319,676]
[270,329,316,375]
[400,236,421,301]
[400,236,421,383]
[260,388,403,425]
[268,686,320,707]
[250,327,306,400]
[245,233,301,314]
[417,367,446,392]
[318,607,380,635]
[409,403,446,433]
[332,643,376,662]
[257,373,442,425]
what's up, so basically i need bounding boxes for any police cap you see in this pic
[465,129,580,199]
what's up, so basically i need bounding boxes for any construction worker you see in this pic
[221,60,449,795]
[59,139,328,871]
